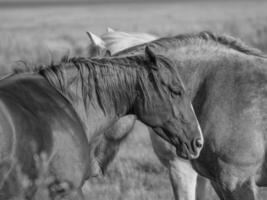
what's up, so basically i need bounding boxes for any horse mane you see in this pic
[117,31,266,58]
[186,31,265,58]
[14,53,172,114]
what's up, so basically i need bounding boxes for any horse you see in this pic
[87,29,203,200]
[0,47,203,199]
[88,29,267,200]
[87,28,157,57]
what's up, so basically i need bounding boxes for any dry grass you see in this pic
[1,1,267,199]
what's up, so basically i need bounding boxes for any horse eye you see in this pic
[169,86,182,97]
[172,90,182,96]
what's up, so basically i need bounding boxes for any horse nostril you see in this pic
[195,138,203,148]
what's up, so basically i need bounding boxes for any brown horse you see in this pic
[89,30,267,200]
[0,47,203,199]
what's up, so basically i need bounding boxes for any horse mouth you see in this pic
[153,127,173,145]
[177,143,199,160]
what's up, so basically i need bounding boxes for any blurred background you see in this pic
[0,0,267,199]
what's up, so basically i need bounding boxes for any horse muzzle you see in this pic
[176,138,203,160]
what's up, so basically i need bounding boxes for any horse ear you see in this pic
[106,27,115,33]
[105,50,112,57]
[145,46,158,70]
[86,31,106,48]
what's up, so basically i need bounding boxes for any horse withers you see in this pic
[0,47,202,199]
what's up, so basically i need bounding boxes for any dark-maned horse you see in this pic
[0,47,203,199]
[87,29,203,200]
[90,30,267,200]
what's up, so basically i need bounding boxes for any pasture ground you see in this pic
[1,1,267,199]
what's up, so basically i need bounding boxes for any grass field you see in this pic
[1,1,267,200]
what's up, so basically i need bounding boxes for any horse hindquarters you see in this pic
[150,129,198,200]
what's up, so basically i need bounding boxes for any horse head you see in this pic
[135,47,203,159]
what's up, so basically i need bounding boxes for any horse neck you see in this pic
[59,60,141,137]
[163,43,244,99]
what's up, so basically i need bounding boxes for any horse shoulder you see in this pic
[199,57,267,167]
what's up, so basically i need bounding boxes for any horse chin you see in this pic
[176,144,190,160]
[176,150,189,160]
